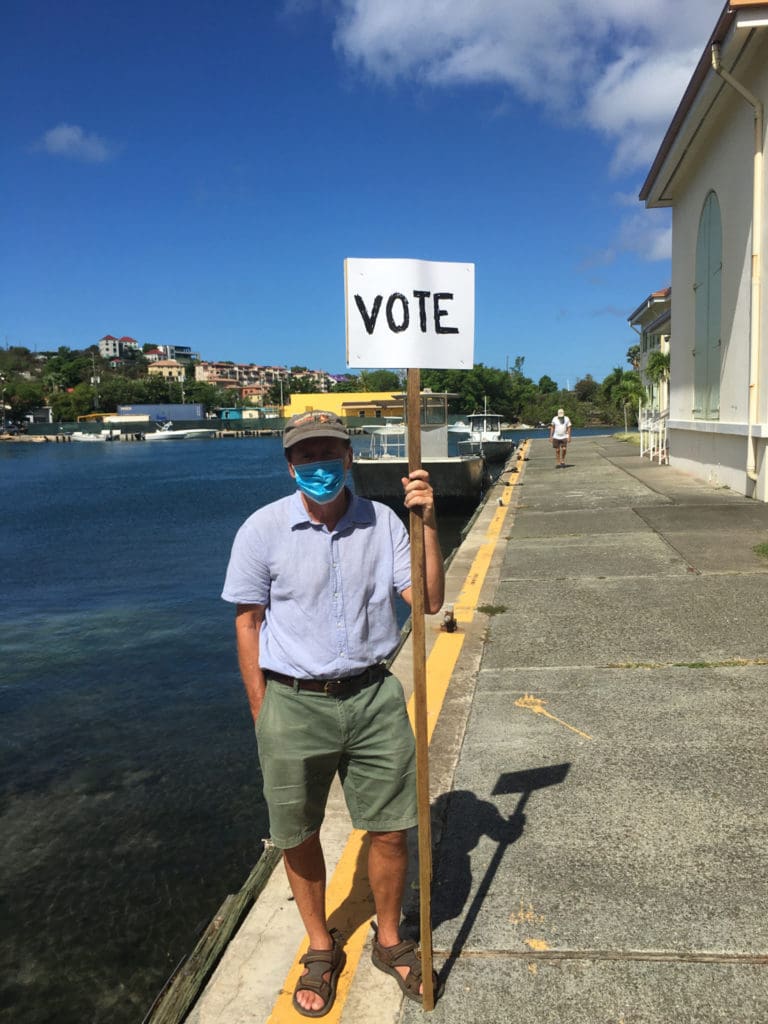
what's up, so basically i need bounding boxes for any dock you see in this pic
[150,435,768,1023]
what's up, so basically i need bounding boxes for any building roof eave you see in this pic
[639,3,765,205]
[627,287,672,326]
[646,309,672,334]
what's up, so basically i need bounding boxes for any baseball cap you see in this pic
[557,408,565,417]
[282,410,350,449]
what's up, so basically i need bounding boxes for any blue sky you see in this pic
[3,0,725,388]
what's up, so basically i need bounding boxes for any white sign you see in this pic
[345,257,474,369]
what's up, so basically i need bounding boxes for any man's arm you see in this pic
[234,603,267,722]
[400,469,445,615]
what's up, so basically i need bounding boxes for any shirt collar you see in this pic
[288,488,374,531]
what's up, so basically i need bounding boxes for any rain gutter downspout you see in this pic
[711,43,763,486]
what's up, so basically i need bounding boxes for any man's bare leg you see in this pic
[283,831,334,1014]
[369,830,423,993]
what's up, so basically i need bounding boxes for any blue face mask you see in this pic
[292,458,347,505]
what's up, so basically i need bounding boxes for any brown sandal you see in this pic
[292,928,346,1018]
[371,930,443,1004]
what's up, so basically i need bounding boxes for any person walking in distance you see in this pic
[549,407,572,468]
[222,410,445,1016]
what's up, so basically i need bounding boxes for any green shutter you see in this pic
[693,192,722,419]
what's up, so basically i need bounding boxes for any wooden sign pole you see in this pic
[406,366,435,1010]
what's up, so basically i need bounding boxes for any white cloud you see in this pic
[333,0,723,172]
[584,46,703,173]
[580,203,671,269]
[618,209,672,261]
[38,123,114,163]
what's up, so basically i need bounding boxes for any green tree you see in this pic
[330,375,361,393]
[537,375,558,394]
[117,347,149,379]
[49,383,93,421]
[0,346,37,376]
[288,375,319,394]
[645,351,670,385]
[422,361,535,422]
[95,376,135,412]
[626,344,641,371]
[574,374,598,402]
[265,380,287,405]
[603,369,644,430]
[184,380,232,411]
[5,379,45,420]
[364,369,401,391]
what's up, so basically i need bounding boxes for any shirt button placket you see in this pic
[331,535,345,657]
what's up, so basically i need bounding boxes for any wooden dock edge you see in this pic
[142,845,282,1024]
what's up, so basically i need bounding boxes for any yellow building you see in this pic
[148,359,185,382]
[282,392,405,420]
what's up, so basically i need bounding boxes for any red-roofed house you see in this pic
[98,335,141,360]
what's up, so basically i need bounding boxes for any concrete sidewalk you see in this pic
[404,437,768,1024]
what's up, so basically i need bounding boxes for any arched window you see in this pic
[693,191,722,419]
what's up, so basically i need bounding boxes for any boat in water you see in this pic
[70,428,120,442]
[144,421,218,441]
[455,408,514,463]
[352,395,485,513]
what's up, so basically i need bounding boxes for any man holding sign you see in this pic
[345,256,474,1011]
[222,410,445,1016]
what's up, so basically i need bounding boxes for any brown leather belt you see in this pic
[264,664,385,696]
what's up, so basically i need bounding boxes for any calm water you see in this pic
[0,435,471,1024]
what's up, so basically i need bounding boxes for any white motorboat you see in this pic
[456,407,514,463]
[360,418,407,457]
[447,420,470,434]
[71,428,120,442]
[144,421,217,441]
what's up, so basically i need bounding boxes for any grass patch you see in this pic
[754,542,768,559]
[477,603,508,616]
[612,432,641,445]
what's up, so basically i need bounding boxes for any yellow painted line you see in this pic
[266,827,370,1024]
[407,630,465,738]
[514,693,593,741]
[267,445,529,1021]
[454,442,528,623]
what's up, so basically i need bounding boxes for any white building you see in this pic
[629,287,672,412]
[629,287,672,464]
[640,0,768,500]
[98,335,140,359]
[143,344,200,363]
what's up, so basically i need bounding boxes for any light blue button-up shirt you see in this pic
[222,490,411,678]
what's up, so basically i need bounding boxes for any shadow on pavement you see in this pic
[426,763,571,985]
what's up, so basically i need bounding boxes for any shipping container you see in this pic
[117,403,206,421]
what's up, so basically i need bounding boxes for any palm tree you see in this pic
[626,344,641,371]
[610,372,645,431]
[645,351,670,385]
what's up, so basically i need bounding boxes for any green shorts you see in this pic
[255,671,417,849]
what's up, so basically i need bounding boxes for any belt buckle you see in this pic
[323,677,343,695]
